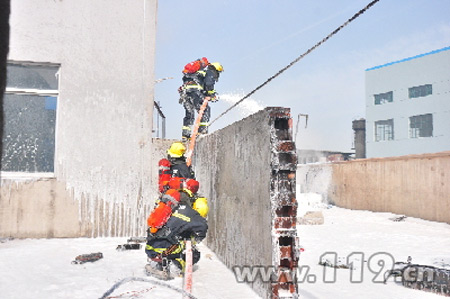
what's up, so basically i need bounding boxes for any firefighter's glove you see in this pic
[206,90,218,102]
[206,89,216,96]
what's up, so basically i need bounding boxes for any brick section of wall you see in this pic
[194,107,299,299]
[268,108,299,298]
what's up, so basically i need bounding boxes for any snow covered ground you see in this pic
[1,194,449,299]
[297,193,450,299]
[0,238,259,299]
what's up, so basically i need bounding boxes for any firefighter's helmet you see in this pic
[210,62,224,72]
[185,179,200,194]
[167,142,186,158]
[193,197,209,218]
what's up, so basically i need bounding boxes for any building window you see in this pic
[409,114,433,138]
[1,61,59,173]
[375,119,394,142]
[374,91,393,105]
[409,84,432,99]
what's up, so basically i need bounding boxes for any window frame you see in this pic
[374,91,393,105]
[408,84,432,99]
[1,60,60,177]
[409,113,433,138]
[374,119,394,142]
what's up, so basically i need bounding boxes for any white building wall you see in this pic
[365,47,450,158]
[3,0,158,236]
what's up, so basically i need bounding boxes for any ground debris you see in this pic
[71,252,103,264]
[298,211,324,225]
[116,244,142,251]
[319,258,352,269]
[0,237,14,243]
[384,259,450,297]
[126,236,147,243]
[389,215,407,222]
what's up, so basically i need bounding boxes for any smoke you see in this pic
[219,91,264,117]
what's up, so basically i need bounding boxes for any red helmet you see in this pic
[185,179,199,194]
[168,177,185,190]
[158,158,171,169]
[163,189,181,204]
[158,158,171,167]
[200,57,209,68]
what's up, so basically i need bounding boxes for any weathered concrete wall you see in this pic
[1,178,87,238]
[0,138,171,237]
[1,0,158,237]
[298,151,450,224]
[194,107,299,299]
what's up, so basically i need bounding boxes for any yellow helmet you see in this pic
[193,197,209,218]
[210,62,223,72]
[167,142,186,158]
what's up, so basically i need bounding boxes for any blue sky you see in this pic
[153,0,450,152]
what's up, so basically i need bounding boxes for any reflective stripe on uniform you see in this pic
[145,245,166,253]
[175,258,186,271]
[182,126,191,131]
[199,122,209,127]
[182,189,193,197]
[146,244,184,255]
[172,212,191,222]
[184,84,203,90]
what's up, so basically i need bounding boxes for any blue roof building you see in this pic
[365,46,450,158]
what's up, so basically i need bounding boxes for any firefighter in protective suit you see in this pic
[168,177,209,218]
[179,62,224,141]
[167,142,195,178]
[145,189,208,280]
[159,142,195,193]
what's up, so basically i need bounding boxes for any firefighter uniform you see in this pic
[179,63,223,139]
[145,203,208,271]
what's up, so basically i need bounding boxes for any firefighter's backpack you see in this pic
[182,57,208,74]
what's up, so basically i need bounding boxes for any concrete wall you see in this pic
[0,138,172,237]
[1,0,158,237]
[194,107,299,299]
[297,151,450,224]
